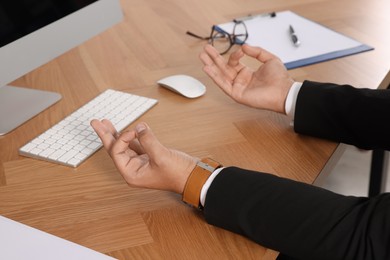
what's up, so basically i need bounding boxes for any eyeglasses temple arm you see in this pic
[186,31,211,40]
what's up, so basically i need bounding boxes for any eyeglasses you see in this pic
[186,20,248,55]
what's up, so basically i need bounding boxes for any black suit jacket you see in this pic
[203,81,390,260]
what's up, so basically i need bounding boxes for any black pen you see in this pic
[234,12,276,22]
[289,25,300,46]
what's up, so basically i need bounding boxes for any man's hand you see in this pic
[199,44,294,114]
[91,119,197,194]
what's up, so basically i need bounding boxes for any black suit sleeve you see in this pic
[294,81,390,150]
[204,167,390,260]
[203,81,390,260]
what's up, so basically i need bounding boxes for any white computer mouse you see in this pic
[157,74,206,98]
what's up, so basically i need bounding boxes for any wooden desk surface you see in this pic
[1,0,389,259]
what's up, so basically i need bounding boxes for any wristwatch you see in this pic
[182,158,222,210]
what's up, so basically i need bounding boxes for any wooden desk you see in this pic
[1,0,389,259]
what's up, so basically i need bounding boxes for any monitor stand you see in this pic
[0,86,61,135]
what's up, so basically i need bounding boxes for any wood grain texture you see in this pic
[1,0,390,259]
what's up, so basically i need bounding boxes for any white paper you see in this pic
[217,11,364,64]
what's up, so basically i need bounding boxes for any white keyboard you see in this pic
[19,89,158,167]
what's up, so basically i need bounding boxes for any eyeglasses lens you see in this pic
[233,22,248,44]
[211,30,231,54]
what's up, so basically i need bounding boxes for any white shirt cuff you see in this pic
[285,82,303,120]
[200,167,225,207]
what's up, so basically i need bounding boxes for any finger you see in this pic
[101,119,119,138]
[110,130,137,158]
[204,44,241,81]
[200,45,235,94]
[135,122,167,165]
[91,119,116,151]
[242,44,279,63]
[202,65,233,95]
[227,47,244,68]
[203,44,222,61]
[99,119,144,154]
[128,137,144,155]
[203,45,230,72]
[199,50,214,66]
[232,67,253,91]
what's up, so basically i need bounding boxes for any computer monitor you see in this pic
[0,0,123,135]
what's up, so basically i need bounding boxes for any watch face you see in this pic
[197,160,217,172]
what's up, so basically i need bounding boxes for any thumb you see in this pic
[242,44,278,63]
[135,123,167,162]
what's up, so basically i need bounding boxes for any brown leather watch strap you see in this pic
[182,158,222,209]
